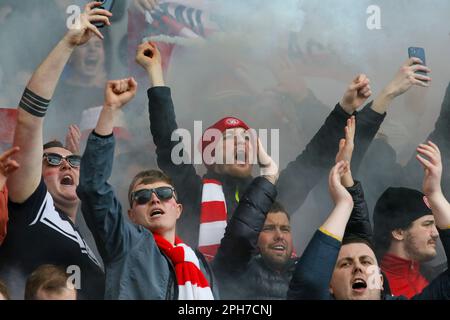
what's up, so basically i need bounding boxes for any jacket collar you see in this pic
[204,170,253,192]
[381,253,422,276]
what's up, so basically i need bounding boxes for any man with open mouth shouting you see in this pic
[0,2,110,299]
[76,76,219,300]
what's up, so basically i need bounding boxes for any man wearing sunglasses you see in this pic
[0,3,110,299]
[77,77,219,300]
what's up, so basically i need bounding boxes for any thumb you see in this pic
[338,138,346,152]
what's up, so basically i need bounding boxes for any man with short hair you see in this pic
[373,187,439,298]
[25,264,77,300]
[0,3,110,299]
[213,201,297,300]
[76,77,219,300]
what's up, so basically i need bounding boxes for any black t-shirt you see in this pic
[0,179,105,299]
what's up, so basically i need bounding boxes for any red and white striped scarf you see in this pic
[153,233,214,300]
[198,179,228,261]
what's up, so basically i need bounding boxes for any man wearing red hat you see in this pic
[136,42,386,260]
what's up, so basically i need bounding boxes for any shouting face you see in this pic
[42,147,80,208]
[330,242,383,300]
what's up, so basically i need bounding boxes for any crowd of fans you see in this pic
[0,1,449,300]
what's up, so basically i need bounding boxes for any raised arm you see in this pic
[416,141,450,229]
[277,74,373,214]
[7,2,112,203]
[409,142,450,300]
[77,77,139,262]
[288,161,354,300]
[213,139,279,275]
[335,116,373,241]
[136,42,203,209]
[371,58,431,115]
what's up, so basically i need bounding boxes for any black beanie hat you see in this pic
[373,187,432,238]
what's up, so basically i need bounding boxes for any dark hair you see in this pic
[25,264,74,300]
[0,279,10,300]
[128,170,175,207]
[373,221,414,259]
[43,140,65,151]
[342,236,376,253]
[268,201,290,221]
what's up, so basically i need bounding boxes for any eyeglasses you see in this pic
[43,153,81,168]
[131,187,177,205]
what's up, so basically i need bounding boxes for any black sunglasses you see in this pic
[43,153,81,168]
[131,187,177,205]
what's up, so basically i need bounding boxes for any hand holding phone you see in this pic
[93,0,115,28]
[408,47,428,77]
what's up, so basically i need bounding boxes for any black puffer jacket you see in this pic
[212,176,369,300]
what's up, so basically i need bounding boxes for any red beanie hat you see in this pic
[201,117,250,165]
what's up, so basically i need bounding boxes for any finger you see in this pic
[412,73,432,82]
[106,80,116,91]
[147,0,159,11]
[5,158,19,168]
[72,125,81,137]
[353,74,363,84]
[5,163,20,175]
[139,0,154,12]
[85,1,103,12]
[407,57,423,66]
[359,86,371,95]
[344,125,350,141]
[416,154,433,169]
[88,14,111,26]
[118,80,126,93]
[87,23,104,40]
[417,145,440,165]
[352,78,370,91]
[338,138,346,153]
[89,8,113,17]
[417,146,435,160]
[411,64,431,73]
[0,146,20,161]
[427,141,441,154]
[418,143,436,153]
[412,79,430,88]
[337,161,348,177]
[363,90,372,98]
[128,77,138,92]
[111,81,120,94]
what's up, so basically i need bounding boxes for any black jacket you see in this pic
[148,87,386,246]
[212,177,370,299]
[288,180,450,300]
[211,176,297,299]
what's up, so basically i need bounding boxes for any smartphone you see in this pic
[93,0,115,28]
[408,47,427,77]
